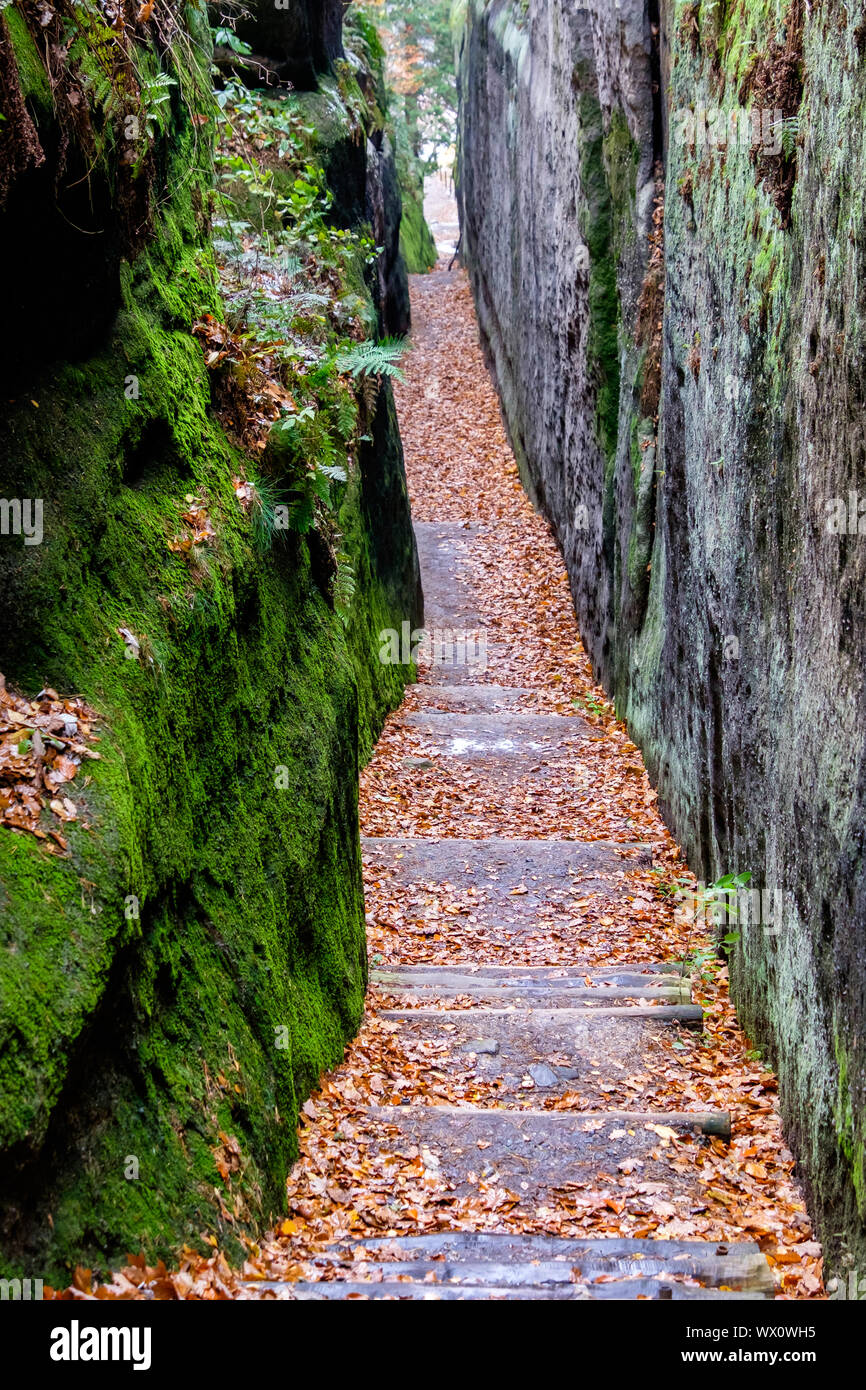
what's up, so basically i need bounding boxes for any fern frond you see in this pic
[334,552,357,628]
[335,392,359,441]
[336,336,408,381]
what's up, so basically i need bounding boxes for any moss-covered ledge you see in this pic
[0,0,420,1280]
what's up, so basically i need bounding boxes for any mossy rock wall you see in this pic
[457,0,866,1276]
[391,101,438,274]
[0,2,420,1280]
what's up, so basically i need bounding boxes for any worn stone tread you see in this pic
[372,965,691,1006]
[357,1104,726,1200]
[362,836,653,916]
[246,1279,768,1301]
[319,1231,771,1286]
[382,1003,704,1025]
[367,1103,730,1139]
[379,1003,695,1103]
[253,1233,773,1299]
[362,834,652,867]
[299,1255,754,1290]
[413,520,490,631]
[407,683,537,711]
[402,709,589,756]
[373,963,688,981]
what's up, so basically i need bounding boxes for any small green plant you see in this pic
[704,871,751,926]
[677,872,752,982]
[686,943,727,984]
[649,866,693,899]
[212,26,253,57]
[572,694,608,718]
[335,59,369,136]
[267,405,350,534]
[772,114,801,160]
[129,71,178,166]
[334,553,357,629]
[335,337,408,382]
[245,475,291,552]
[700,871,751,954]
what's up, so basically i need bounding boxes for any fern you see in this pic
[314,427,339,473]
[318,462,348,483]
[336,336,408,382]
[772,114,800,160]
[287,497,315,533]
[335,392,359,442]
[360,373,379,417]
[333,553,357,629]
[249,290,330,337]
[141,72,177,137]
[84,65,119,116]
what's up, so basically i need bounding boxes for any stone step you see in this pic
[414,521,489,630]
[362,836,654,944]
[367,1103,730,1140]
[378,999,700,1103]
[363,834,652,874]
[359,1104,730,1204]
[402,710,587,765]
[408,683,537,712]
[382,1003,704,1026]
[371,965,692,1006]
[411,523,510,684]
[247,1279,768,1301]
[373,962,687,980]
[311,1231,773,1293]
[291,1239,772,1289]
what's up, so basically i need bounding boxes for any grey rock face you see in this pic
[232,0,345,87]
[367,133,411,338]
[457,0,866,1275]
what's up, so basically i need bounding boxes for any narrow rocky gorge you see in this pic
[0,0,858,1315]
[204,268,819,1302]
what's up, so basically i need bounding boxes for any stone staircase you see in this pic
[253,521,774,1300]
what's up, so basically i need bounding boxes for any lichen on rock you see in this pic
[456,0,866,1278]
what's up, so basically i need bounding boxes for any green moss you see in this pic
[400,194,438,274]
[578,89,625,465]
[390,92,438,274]
[4,7,53,113]
[834,1035,866,1218]
[630,412,643,492]
[604,109,640,256]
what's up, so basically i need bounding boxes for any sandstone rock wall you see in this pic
[457,0,866,1273]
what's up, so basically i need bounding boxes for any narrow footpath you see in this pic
[232,269,821,1300]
